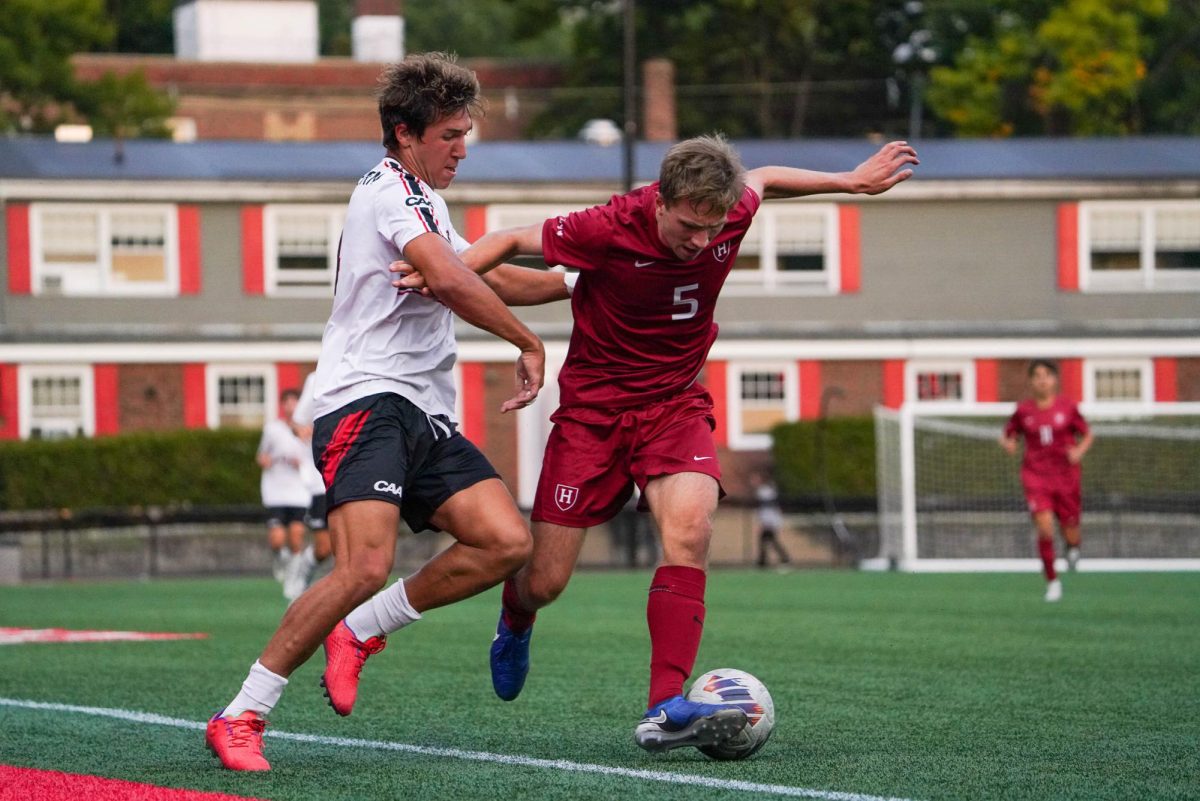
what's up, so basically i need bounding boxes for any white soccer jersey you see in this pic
[258,419,313,508]
[293,372,326,497]
[311,157,470,421]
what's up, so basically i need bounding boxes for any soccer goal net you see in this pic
[871,403,1200,571]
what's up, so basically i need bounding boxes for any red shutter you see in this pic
[93,364,120,436]
[883,360,905,409]
[1057,203,1079,292]
[975,359,999,402]
[459,362,487,447]
[1154,357,1178,402]
[705,360,728,448]
[177,205,202,295]
[0,364,18,439]
[276,363,303,415]
[798,360,822,419]
[6,204,31,295]
[182,363,208,429]
[838,205,861,294]
[1059,358,1084,402]
[242,205,265,295]
[464,205,489,243]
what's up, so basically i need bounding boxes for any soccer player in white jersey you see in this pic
[206,53,545,771]
[257,388,311,593]
[280,372,333,602]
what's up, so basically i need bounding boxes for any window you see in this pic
[485,203,592,270]
[31,204,177,295]
[1085,360,1152,404]
[727,363,799,450]
[725,204,839,294]
[906,361,975,405]
[19,366,94,439]
[264,205,345,295]
[1080,202,1200,291]
[207,365,275,429]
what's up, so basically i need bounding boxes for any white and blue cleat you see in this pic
[633,694,748,753]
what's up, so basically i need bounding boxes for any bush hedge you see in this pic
[770,417,876,499]
[0,429,262,510]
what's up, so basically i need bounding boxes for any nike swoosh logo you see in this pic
[644,710,669,724]
[634,260,656,268]
[693,455,713,461]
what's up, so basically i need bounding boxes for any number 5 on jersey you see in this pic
[672,283,700,321]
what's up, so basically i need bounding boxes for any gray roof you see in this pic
[0,136,1197,183]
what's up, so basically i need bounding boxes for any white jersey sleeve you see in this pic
[292,372,316,428]
[375,174,449,254]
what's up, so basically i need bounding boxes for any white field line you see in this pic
[0,697,919,801]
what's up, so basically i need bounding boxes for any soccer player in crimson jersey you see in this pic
[392,134,917,751]
[1001,360,1094,602]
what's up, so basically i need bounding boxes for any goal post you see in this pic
[869,402,1200,572]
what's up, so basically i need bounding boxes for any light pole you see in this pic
[622,0,636,192]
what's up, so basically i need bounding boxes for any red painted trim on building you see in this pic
[93,364,120,436]
[6,203,32,294]
[838,205,861,293]
[182,363,208,429]
[459,362,487,447]
[975,359,999,402]
[464,205,489,243]
[0,364,18,439]
[1154,357,1178,402]
[177,205,202,295]
[1057,203,1079,292]
[798,360,822,419]
[1059,358,1084,402]
[276,363,304,415]
[706,360,728,447]
[241,205,265,295]
[882,360,905,409]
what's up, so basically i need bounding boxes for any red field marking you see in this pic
[0,628,207,646]
[0,765,265,801]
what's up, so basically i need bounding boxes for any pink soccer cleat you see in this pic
[321,620,387,716]
[205,710,270,771]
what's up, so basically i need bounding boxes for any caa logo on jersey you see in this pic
[405,196,434,209]
[713,242,731,262]
[374,480,403,497]
[554,484,579,511]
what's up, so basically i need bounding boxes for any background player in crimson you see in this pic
[1001,360,1094,602]
[394,134,918,751]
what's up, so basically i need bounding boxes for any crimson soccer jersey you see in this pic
[1004,396,1089,478]
[541,183,762,409]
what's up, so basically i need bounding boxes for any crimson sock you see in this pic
[646,565,707,709]
[500,578,536,634]
[1038,539,1058,581]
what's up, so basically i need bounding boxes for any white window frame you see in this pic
[29,202,180,297]
[206,364,276,430]
[1084,358,1153,405]
[906,360,976,406]
[726,362,800,451]
[1078,200,1200,293]
[722,202,840,296]
[263,204,345,297]
[17,364,95,439]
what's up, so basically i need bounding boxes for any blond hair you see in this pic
[377,52,484,149]
[657,134,746,213]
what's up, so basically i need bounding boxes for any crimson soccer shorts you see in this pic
[313,392,499,533]
[531,385,722,529]
[1021,469,1081,527]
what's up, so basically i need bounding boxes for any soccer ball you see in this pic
[686,668,775,760]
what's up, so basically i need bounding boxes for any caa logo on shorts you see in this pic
[554,484,579,512]
[374,480,403,498]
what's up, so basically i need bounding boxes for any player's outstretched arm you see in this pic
[482,265,571,306]
[746,141,918,200]
[460,223,545,274]
[405,232,545,411]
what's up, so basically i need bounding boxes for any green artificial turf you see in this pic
[1,570,1197,800]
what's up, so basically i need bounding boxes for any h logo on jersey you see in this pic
[555,484,579,511]
[713,242,731,262]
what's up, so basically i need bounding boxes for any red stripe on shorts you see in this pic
[320,410,371,489]
[0,765,266,801]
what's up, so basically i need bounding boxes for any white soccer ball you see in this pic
[686,668,775,760]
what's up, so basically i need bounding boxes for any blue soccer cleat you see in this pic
[633,695,748,753]
[490,614,532,701]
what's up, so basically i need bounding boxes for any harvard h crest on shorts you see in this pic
[554,484,580,511]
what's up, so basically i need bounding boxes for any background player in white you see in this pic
[281,371,334,602]
[256,388,310,596]
[205,53,545,771]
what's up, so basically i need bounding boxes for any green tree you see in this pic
[1138,0,1200,133]
[75,69,175,139]
[104,0,174,54]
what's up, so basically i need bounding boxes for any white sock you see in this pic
[225,660,288,718]
[300,545,317,568]
[344,578,422,640]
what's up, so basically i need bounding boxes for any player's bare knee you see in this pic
[490,527,533,574]
[525,574,567,608]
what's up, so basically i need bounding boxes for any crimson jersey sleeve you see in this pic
[1068,403,1089,437]
[1003,407,1021,439]
[542,204,614,272]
